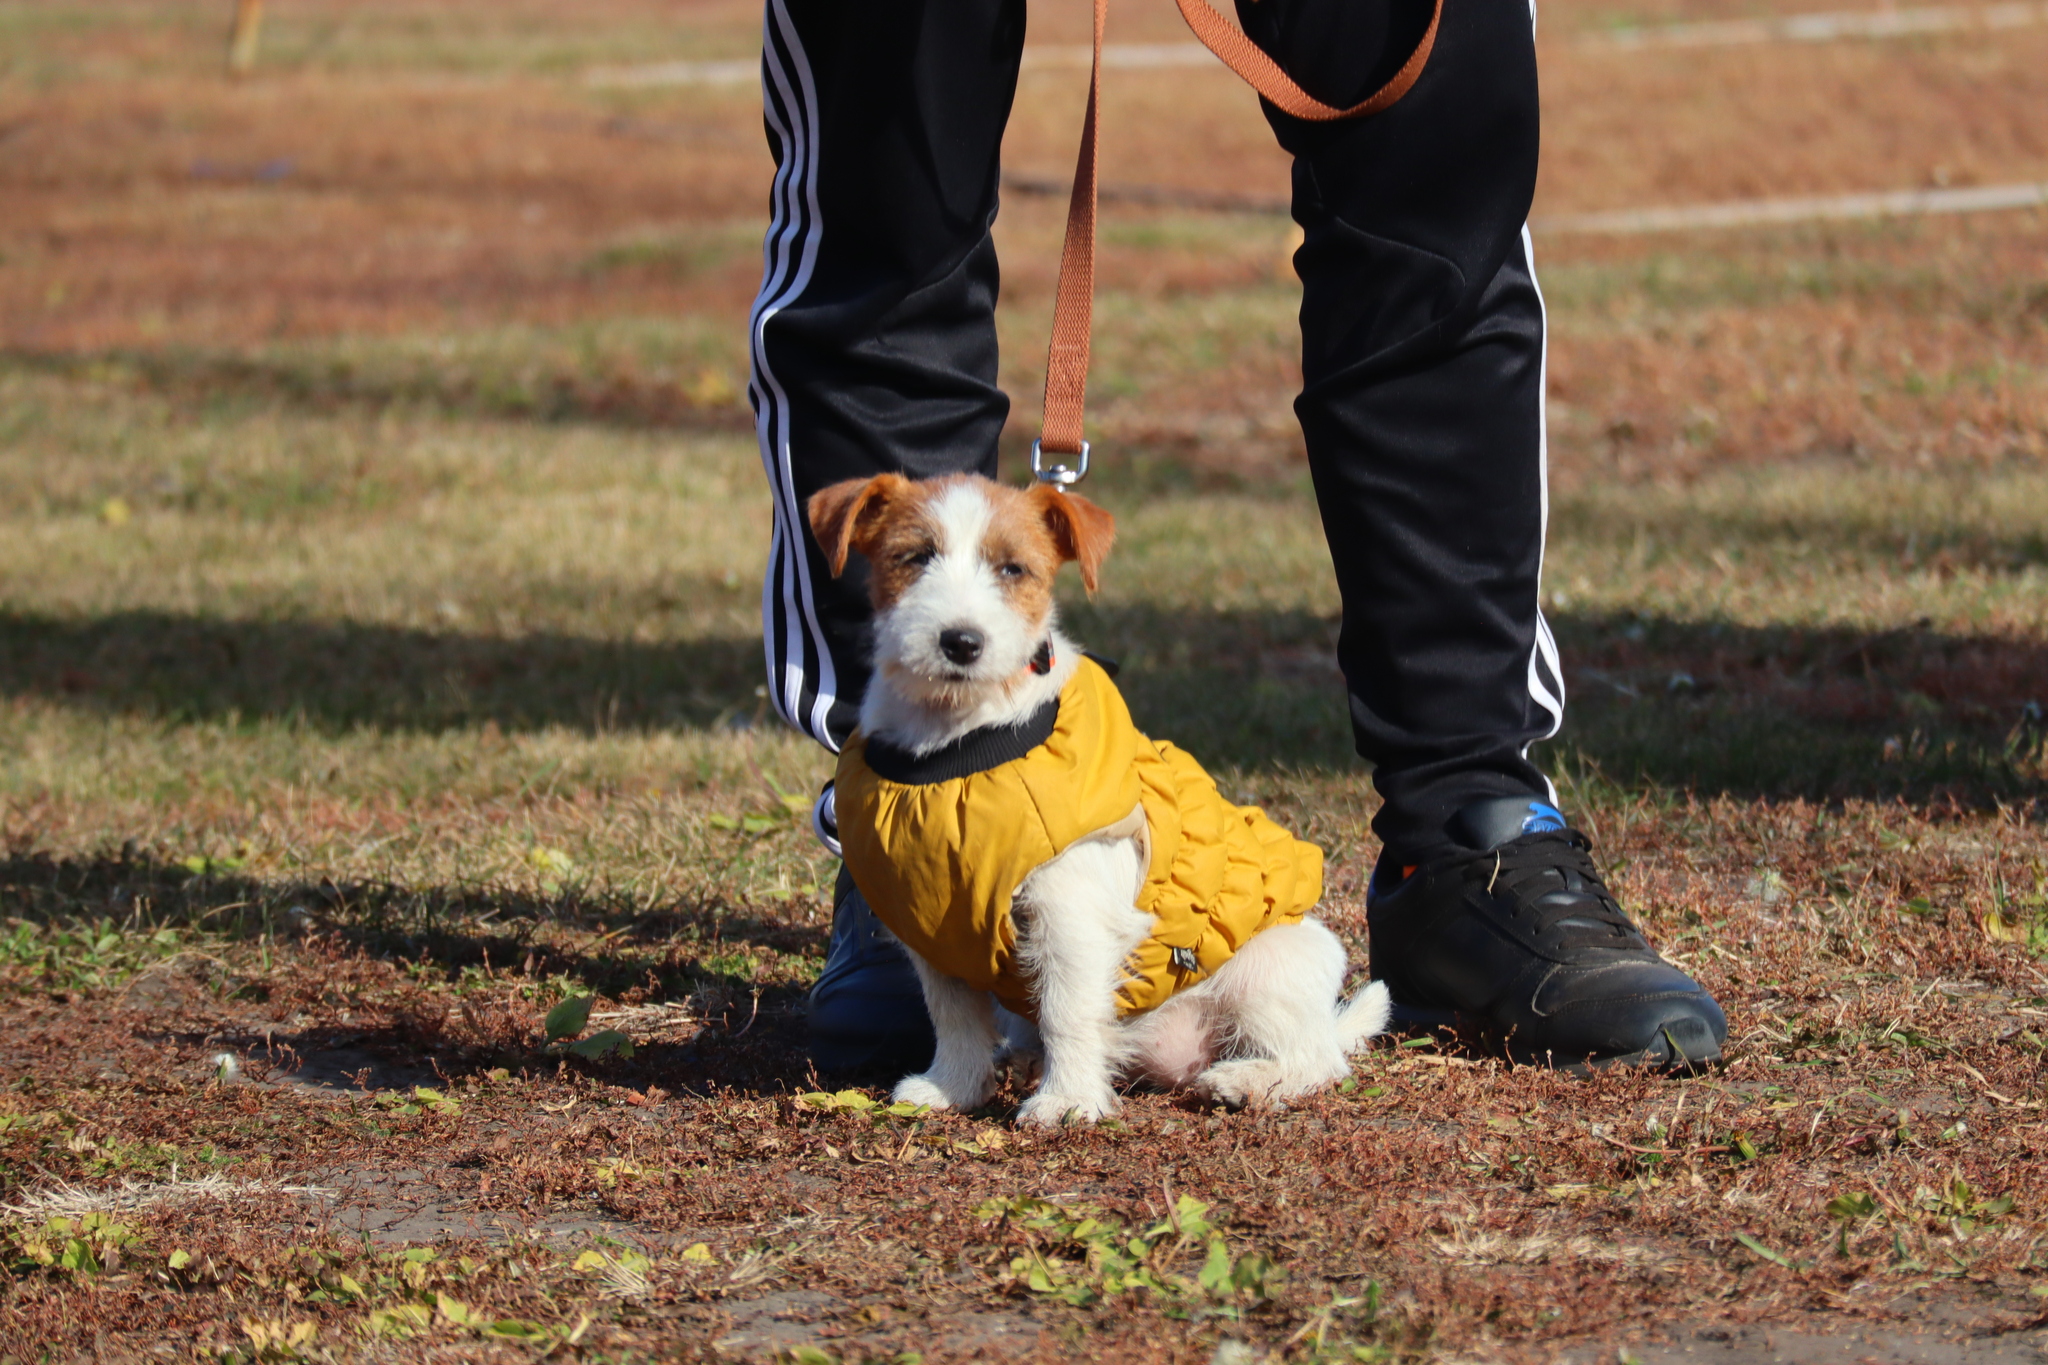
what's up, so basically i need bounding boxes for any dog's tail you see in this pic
[1336,979,1393,1055]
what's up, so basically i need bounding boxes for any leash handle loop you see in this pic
[1171,0,1443,123]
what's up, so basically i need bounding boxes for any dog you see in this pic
[808,472,1388,1126]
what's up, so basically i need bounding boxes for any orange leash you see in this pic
[1031,0,1109,485]
[1032,0,1444,487]
[1171,0,1443,123]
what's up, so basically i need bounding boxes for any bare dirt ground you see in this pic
[2,1,2045,1361]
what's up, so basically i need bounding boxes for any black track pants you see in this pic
[750,0,1563,862]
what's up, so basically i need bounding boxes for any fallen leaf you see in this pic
[544,995,594,1042]
[527,846,576,873]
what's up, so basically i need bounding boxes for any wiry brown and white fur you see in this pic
[809,473,1389,1126]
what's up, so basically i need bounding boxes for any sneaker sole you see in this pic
[1508,1017,1724,1077]
[1389,1002,1723,1076]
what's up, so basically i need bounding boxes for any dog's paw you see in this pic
[1191,1059,1293,1110]
[1016,1088,1118,1128]
[892,1075,962,1111]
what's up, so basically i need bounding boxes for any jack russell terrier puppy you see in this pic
[808,472,1389,1127]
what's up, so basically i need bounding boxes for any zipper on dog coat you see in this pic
[836,658,1322,1022]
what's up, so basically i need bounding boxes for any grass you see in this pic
[0,0,764,82]
[3,0,2047,1360]
[4,318,2045,1361]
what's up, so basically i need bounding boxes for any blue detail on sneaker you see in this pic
[1448,795,1575,850]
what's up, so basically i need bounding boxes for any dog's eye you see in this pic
[997,562,1028,579]
[899,546,936,567]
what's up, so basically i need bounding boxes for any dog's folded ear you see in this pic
[1031,486,1116,594]
[808,474,910,577]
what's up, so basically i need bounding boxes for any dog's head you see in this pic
[807,473,1115,707]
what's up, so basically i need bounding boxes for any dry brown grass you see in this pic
[3,793,2045,1362]
[10,0,2044,478]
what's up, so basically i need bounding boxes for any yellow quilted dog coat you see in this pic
[835,657,1322,1021]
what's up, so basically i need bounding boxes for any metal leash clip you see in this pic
[1030,439,1090,490]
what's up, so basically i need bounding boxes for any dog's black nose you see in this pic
[938,628,984,665]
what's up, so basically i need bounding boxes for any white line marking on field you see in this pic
[583,57,758,88]
[1584,0,2048,48]
[580,4,2048,88]
[1539,181,2048,234]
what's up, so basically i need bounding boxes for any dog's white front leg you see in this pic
[1013,839,1151,1128]
[892,948,999,1112]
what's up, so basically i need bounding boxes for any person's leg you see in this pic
[1240,0,1553,860]
[1242,0,1726,1068]
[754,0,1025,751]
[751,0,1024,1070]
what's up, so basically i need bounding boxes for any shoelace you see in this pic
[1479,830,1646,953]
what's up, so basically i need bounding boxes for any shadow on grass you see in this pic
[2,603,2043,805]
[1547,611,2047,809]
[1548,482,2048,572]
[0,845,818,986]
[1,347,755,433]
[0,606,773,736]
[0,847,827,1093]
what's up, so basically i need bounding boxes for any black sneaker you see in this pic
[1366,796,1726,1073]
[806,865,936,1075]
